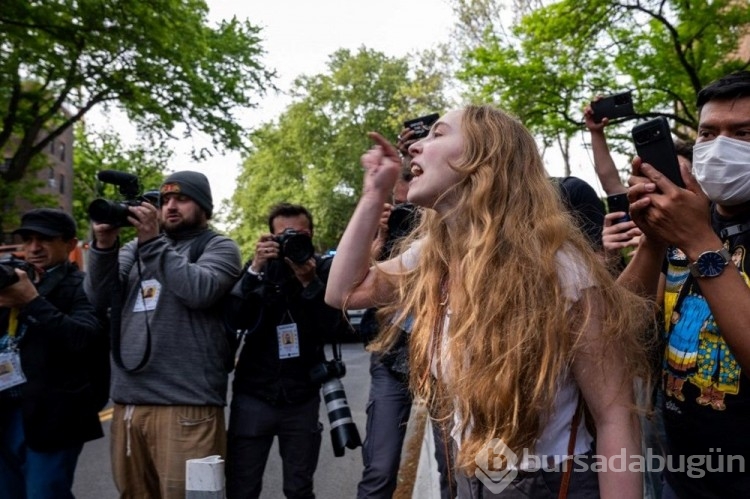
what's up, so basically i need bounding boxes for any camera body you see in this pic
[274,228,315,265]
[88,170,153,227]
[309,359,346,384]
[0,255,37,291]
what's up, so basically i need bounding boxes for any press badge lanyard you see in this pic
[0,308,28,391]
[7,308,19,343]
[277,309,300,359]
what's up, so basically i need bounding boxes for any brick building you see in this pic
[1,125,74,243]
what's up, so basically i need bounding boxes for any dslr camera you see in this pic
[274,228,315,265]
[0,255,37,291]
[309,358,362,457]
[88,170,156,227]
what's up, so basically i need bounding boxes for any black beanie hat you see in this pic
[160,171,213,218]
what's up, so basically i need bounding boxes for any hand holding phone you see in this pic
[606,193,630,224]
[631,117,685,189]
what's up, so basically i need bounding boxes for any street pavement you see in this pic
[72,343,411,498]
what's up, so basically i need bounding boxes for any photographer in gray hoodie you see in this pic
[85,170,241,499]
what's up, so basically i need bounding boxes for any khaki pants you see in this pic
[111,404,226,499]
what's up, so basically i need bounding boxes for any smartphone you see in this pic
[606,193,630,223]
[591,91,634,123]
[631,117,685,189]
[403,113,440,139]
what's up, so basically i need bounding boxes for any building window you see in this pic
[59,142,66,161]
[47,167,56,188]
[0,157,10,173]
[49,141,55,154]
[59,173,65,194]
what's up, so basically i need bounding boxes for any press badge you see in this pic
[0,351,26,391]
[133,279,161,312]
[277,323,300,359]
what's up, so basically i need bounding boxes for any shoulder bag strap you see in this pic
[558,394,584,499]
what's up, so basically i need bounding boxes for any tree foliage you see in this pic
[227,47,452,255]
[0,0,275,230]
[453,0,750,170]
[72,124,170,240]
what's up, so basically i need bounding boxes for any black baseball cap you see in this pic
[13,208,77,240]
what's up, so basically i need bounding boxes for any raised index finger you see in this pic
[368,132,400,160]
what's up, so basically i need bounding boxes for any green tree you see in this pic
[73,125,170,240]
[0,0,275,231]
[227,47,452,255]
[452,0,750,173]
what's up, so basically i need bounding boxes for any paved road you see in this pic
[73,343,373,498]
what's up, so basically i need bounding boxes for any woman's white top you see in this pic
[401,242,595,470]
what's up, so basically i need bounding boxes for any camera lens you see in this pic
[278,231,315,264]
[321,377,362,457]
[88,199,133,227]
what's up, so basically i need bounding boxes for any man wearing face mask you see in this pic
[621,71,750,498]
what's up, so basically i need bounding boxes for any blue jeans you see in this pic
[0,405,83,499]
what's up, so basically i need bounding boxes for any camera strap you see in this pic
[329,342,343,362]
[111,249,152,373]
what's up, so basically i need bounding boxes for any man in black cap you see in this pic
[0,208,106,499]
[84,170,242,498]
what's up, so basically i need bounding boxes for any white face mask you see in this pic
[693,136,750,206]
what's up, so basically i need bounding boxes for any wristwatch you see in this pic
[687,248,731,278]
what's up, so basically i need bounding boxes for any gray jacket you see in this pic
[84,231,241,406]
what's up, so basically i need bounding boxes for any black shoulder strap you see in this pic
[188,229,220,263]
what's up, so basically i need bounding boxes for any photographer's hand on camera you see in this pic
[0,269,39,308]
[251,234,280,273]
[91,222,120,250]
[128,202,160,244]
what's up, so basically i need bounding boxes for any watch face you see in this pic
[697,251,728,277]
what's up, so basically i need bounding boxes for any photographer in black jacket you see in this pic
[0,209,106,499]
[225,202,343,499]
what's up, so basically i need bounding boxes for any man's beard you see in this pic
[162,211,204,235]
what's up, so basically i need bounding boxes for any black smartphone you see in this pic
[606,193,630,223]
[591,91,634,123]
[403,113,440,139]
[631,117,685,189]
